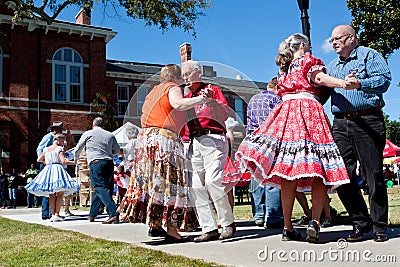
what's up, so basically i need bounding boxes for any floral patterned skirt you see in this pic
[118,127,199,231]
[235,98,350,192]
[222,156,251,187]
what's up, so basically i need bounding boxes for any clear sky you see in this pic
[58,0,400,121]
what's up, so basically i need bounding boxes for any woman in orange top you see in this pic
[119,64,210,243]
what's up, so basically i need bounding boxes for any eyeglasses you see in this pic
[329,34,351,44]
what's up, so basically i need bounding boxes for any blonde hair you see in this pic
[53,133,66,146]
[275,33,310,73]
[160,64,181,83]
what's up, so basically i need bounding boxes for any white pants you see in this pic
[190,134,235,233]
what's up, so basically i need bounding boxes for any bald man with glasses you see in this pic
[327,25,391,243]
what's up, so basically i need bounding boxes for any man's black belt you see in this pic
[334,107,382,120]
[190,129,225,138]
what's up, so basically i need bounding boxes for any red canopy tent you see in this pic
[383,139,400,158]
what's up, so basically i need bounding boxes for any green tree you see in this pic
[347,0,400,58]
[91,91,118,131]
[384,114,400,145]
[0,0,210,37]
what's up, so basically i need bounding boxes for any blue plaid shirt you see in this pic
[326,46,391,114]
[246,90,282,132]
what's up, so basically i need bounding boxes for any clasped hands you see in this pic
[199,87,215,101]
[343,71,360,90]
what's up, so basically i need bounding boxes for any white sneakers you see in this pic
[49,215,64,222]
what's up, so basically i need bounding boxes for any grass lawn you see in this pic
[0,217,221,267]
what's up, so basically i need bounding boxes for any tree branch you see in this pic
[40,0,49,10]
[50,0,75,22]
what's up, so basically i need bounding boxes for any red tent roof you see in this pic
[383,139,400,158]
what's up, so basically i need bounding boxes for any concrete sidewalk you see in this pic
[1,207,399,266]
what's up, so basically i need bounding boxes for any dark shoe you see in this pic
[330,207,338,218]
[264,221,284,229]
[373,232,388,242]
[306,220,320,243]
[64,210,74,217]
[42,217,50,220]
[293,215,311,226]
[148,227,167,238]
[320,219,332,228]
[254,220,264,227]
[88,216,95,222]
[102,215,119,224]
[347,227,364,242]
[193,230,219,243]
[164,234,190,244]
[282,229,302,241]
[219,223,236,240]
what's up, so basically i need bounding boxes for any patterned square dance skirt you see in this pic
[236,98,350,192]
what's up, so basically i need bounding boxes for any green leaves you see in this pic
[91,91,118,131]
[348,0,400,59]
[119,0,210,37]
[1,0,210,37]
[384,114,400,145]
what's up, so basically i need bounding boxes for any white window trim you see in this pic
[116,84,130,116]
[135,83,151,117]
[115,81,132,86]
[51,48,84,103]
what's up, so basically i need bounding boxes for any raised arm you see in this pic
[168,86,205,111]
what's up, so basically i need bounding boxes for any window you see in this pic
[73,134,82,146]
[137,89,147,116]
[135,83,151,117]
[117,84,129,116]
[52,48,83,103]
[234,96,244,123]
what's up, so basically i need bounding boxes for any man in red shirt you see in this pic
[182,60,236,242]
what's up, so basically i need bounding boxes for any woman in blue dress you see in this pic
[26,134,79,222]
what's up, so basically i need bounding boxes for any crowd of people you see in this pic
[1,24,394,245]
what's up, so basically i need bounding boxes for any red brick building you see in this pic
[0,5,263,173]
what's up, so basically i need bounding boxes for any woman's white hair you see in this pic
[124,124,139,139]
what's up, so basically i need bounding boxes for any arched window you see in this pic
[52,48,83,103]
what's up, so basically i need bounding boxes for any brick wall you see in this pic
[0,17,109,172]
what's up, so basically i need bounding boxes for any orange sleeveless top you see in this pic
[141,82,187,135]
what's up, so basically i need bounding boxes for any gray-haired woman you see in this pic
[121,123,139,171]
